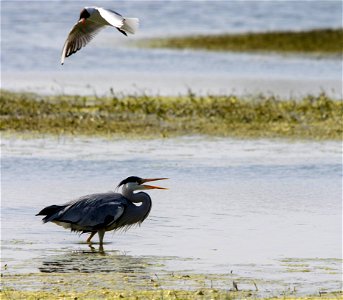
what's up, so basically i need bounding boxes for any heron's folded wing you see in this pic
[97,8,124,28]
[77,202,125,230]
[54,193,127,230]
[61,21,104,64]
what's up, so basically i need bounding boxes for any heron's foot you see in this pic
[99,244,104,253]
[88,243,96,251]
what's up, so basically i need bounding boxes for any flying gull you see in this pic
[61,7,139,64]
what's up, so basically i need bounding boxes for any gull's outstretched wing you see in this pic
[61,20,104,64]
[98,8,139,35]
[97,8,125,28]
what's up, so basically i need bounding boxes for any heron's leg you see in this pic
[98,230,105,252]
[87,232,96,244]
[98,230,105,246]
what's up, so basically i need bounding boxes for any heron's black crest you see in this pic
[79,8,91,20]
[117,176,142,188]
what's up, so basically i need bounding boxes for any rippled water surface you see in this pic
[1,0,342,96]
[1,136,342,295]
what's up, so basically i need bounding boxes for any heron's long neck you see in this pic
[122,187,152,220]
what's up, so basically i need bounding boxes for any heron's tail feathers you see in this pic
[36,205,65,223]
[122,18,139,34]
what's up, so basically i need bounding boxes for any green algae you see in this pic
[0,289,249,300]
[280,258,342,277]
[0,273,322,300]
[1,256,342,300]
[0,271,255,299]
[1,282,342,300]
[142,28,343,55]
[1,90,341,140]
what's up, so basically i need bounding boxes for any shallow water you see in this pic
[1,136,342,295]
[1,1,342,97]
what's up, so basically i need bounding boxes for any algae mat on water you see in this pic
[1,271,342,300]
[0,90,342,139]
[2,290,342,300]
[143,28,343,54]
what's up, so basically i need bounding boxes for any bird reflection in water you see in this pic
[39,250,151,275]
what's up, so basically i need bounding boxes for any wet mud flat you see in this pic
[1,247,342,299]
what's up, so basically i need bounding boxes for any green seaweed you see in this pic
[1,270,342,300]
[1,256,342,300]
[142,28,343,55]
[0,90,342,140]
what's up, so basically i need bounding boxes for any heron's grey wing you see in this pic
[53,193,128,231]
[76,201,125,231]
[61,21,104,64]
[97,7,124,28]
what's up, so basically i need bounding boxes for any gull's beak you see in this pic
[79,18,86,24]
[141,178,169,190]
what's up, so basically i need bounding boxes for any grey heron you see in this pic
[61,7,139,64]
[36,176,168,248]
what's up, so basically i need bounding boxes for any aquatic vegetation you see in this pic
[0,270,253,299]
[1,256,341,299]
[0,289,245,300]
[142,28,343,54]
[0,90,342,139]
[3,289,341,300]
[2,270,342,300]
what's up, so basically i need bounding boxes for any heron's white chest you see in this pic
[53,221,72,229]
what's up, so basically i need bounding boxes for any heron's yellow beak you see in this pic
[141,178,169,190]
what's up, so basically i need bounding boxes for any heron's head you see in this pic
[117,176,168,192]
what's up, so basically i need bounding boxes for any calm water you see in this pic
[1,0,342,96]
[1,136,342,295]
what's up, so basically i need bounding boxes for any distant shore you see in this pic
[1,90,341,140]
[142,28,343,55]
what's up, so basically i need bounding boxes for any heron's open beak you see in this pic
[141,178,169,190]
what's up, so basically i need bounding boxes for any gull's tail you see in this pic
[122,18,139,34]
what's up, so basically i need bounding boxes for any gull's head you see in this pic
[79,7,93,24]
